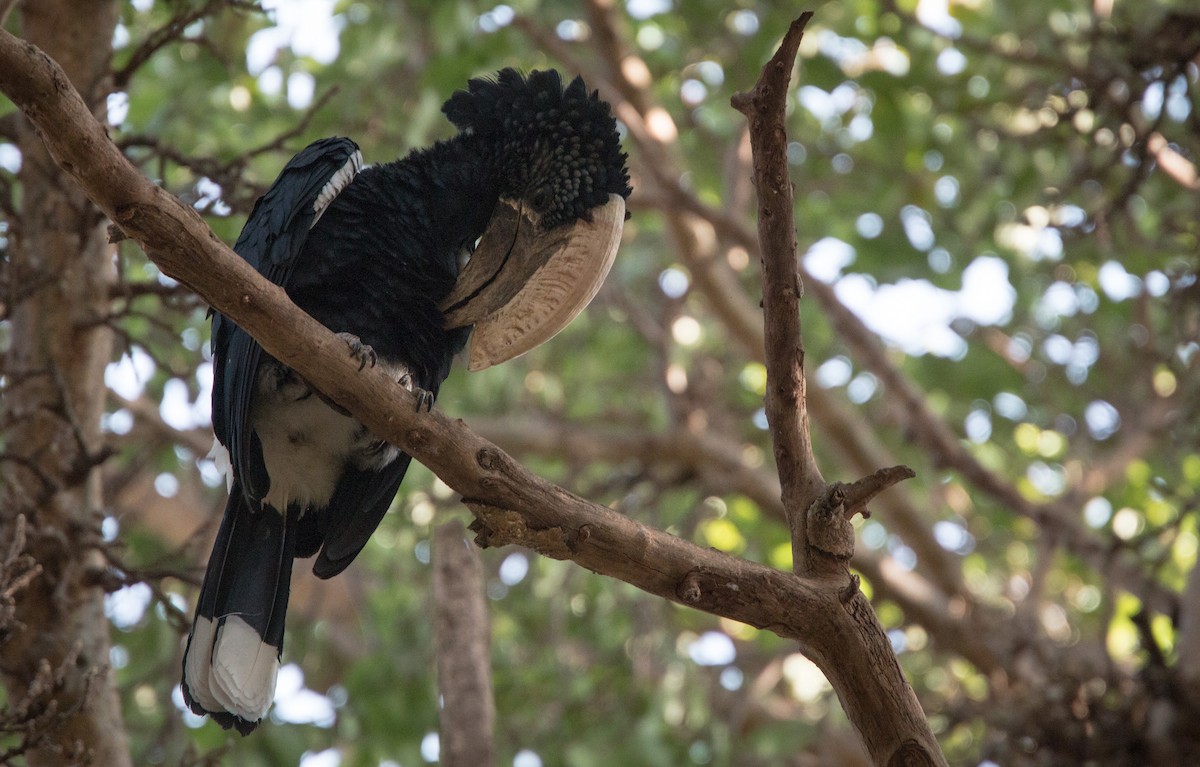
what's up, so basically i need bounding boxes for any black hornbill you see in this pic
[181,69,630,734]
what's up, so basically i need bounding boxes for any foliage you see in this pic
[4,0,1199,764]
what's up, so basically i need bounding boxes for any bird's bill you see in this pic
[441,193,624,371]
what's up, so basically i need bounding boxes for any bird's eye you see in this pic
[531,187,552,211]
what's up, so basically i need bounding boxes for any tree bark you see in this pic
[0,2,130,766]
[433,521,496,767]
[730,16,942,765]
[730,14,825,573]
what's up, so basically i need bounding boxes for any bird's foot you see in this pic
[261,359,313,402]
[337,332,377,371]
[399,372,434,412]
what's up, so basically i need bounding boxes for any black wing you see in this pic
[211,137,363,505]
[308,454,413,578]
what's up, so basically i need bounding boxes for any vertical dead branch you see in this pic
[433,520,496,767]
[730,14,943,766]
[730,13,825,573]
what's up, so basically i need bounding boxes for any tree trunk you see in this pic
[0,1,130,765]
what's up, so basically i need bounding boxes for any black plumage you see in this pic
[182,69,630,734]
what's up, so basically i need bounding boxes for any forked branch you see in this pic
[730,14,912,572]
[730,14,939,764]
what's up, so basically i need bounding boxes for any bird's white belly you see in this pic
[251,390,361,511]
[248,359,405,512]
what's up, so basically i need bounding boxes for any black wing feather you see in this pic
[211,137,362,505]
[312,455,413,578]
[306,326,461,578]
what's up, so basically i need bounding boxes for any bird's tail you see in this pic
[181,483,296,734]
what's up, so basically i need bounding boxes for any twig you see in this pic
[0,516,95,765]
[117,86,340,221]
[840,465,918,519]
[0,515,42,637]
[112,0,261,89]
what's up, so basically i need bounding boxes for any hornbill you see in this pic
[181,69,631,734]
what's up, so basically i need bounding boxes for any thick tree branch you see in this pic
[0,26,942,765]
[0,22,794,627]
[1,28,750,605]
[475,413,1002,671]
[0,7,835,648]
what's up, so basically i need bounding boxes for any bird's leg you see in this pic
[398,372,434,412]
[260,359,313,402]
[337,332,377,371]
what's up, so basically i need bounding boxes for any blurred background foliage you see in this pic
[3,0,1199,764]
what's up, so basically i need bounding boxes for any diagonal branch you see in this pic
[0,26,944,766]
[0,7,824,656]
[111,0,259,90]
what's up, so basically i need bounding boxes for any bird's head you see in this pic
[438,69,632,371]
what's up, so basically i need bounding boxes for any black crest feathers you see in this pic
[442,69,631,228]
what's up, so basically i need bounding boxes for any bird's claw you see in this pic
[414,390,434,412]
[399,372,434,412]
[337,332,377,371]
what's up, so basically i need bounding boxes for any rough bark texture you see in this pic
[433,521,496,767]
[0,2,131,766]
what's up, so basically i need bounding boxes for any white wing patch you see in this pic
[207,437,234,493]
[311,150,363,227]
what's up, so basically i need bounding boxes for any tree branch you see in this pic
[111,0,260,90]
[654,126,1174,615]
[725,15,942,764]
[731,12,825,573]
[0,20,799,631]
[563,29,955,595]
[0,26,943,765]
